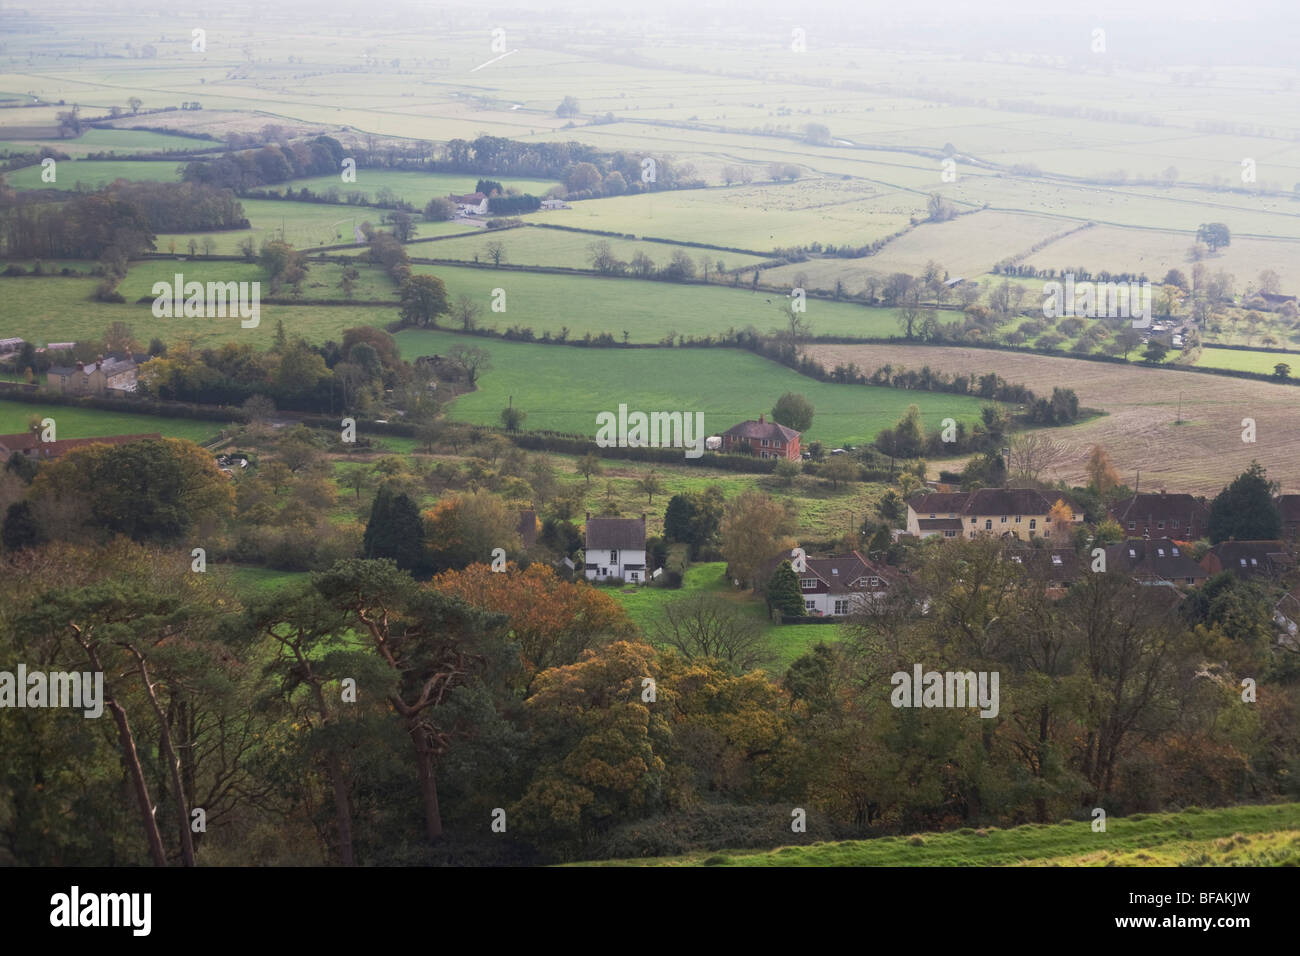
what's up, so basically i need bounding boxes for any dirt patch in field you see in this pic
[805,343,1300,495]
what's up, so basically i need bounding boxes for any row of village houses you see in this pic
[579,486,1300,622]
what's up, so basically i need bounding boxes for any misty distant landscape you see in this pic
[1,0,1298,877]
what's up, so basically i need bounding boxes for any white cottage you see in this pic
[583,513,648,583]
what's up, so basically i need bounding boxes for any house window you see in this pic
[804,600,817,611]
[868,577,881,588]
[761,439,770,448]
[1172,547,1180,556]
[1051,554,1063,566]
[1157,521,1164,529]
[599,567,607,576]
[1001,516,1008,523]
[1128,521,1135,530]
[971,518,977,524]
[834,600,849,615]
[985,520,992,530]
[944,530,957,538]
[1172,519,1180,528]
[1015,516,1021,523]
[969,532,976,539]
[1187,577,1195,584]
[801,578,817,589]
[1157,548,1165,557]
[1029,519,1037,530]
[929,513,937,519]
[610,550,618,565]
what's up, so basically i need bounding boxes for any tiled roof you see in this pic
[585,515,646,550]
[0,432,162,457]
[1110,493,1209,524]
[723,418,800,442]
[1206,540,1293,577]
[1277,495,1300,524]
[911,488,1078,518]
[1105,537,1207,582]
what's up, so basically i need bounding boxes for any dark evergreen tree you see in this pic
[1,501,40,551]
[363,485,426,573]
[663,494,696,543]
[766,559,806,617]
[1208,461,1281,543]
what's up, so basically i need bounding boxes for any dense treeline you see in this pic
[0,181,246,259]
[181,135,348,191]
[1,528,1294,865]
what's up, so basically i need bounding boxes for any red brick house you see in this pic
[721,414,800,461]
[1108,491,1210,540]
[1277,495,1300,541]
[0,431,162,461]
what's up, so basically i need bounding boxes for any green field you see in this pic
[414,226,771,271]
[583,802,1300,867]
[407,263,905,343]
[157,198,479,255]
[0,399,231,443]
[1195,347,1299,376]
[0,265,401,350]
[6,158,184,190]
[394,328,990,446]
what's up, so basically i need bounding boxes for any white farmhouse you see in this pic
[583,513,648,583]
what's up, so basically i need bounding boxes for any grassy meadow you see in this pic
[394,328,991,446]
[583,802,1300,867]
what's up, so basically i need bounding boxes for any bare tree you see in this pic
[650,593,766,672]
[1007,432,1067,484]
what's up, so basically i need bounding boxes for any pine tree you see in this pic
[1,501,41,551]
[1208,461,1281,544]
[663,494,696,542]
[766,559,806,617]
[363,485,426,573]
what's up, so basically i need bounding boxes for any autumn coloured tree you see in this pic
[423,491,522,571]
[511,641,673,856]
[1086,444,1122,496]
[720,490,797,588]
[431,562,635,684]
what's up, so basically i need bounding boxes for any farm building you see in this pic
[450,192,489,215]
[721,414,801,460]
[47,355,138,396]
[0,431,162,461]
[0,337,24,354]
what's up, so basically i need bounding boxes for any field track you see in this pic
[805,343,1300,495]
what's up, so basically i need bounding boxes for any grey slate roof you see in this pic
[585,515,646,550]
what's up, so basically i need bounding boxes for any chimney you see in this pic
[758,413,765,424]
[585,511,591,522]
[641,512,647,524]
[75,360,84,371]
